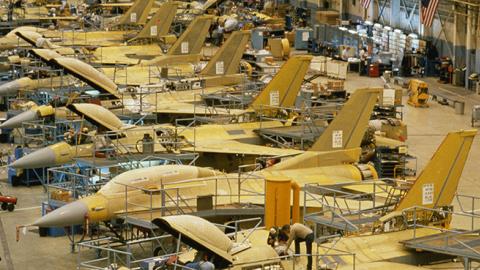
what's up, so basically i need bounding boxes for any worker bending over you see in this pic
[281,223,314,270]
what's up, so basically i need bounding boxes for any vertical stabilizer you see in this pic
[117,0,154,27]
[394,130,476,211]
[200,30,250,76]
[309,88,381,152]
[133,2,177,41]
[167,15,213,56]
[249,55,312,110]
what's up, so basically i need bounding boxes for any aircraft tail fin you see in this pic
[167,15,213,56]
[394,130,476,211]
[133,2,177,41]
[117,0,154,26]
[309,88,381,152]
[249,55,312,110]
[199,30,250,76]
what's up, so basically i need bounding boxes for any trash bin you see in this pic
[455,101,465,115]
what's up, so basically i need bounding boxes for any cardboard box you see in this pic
[315,10,339,25]
[264,56,275,65]
[379,88,403,106]
[327,80,344,90]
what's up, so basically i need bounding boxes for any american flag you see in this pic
[421,0,439,28]
[361,0,372,9]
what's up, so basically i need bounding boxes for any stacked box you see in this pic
[315,11,339,25]
[327,80,344,90]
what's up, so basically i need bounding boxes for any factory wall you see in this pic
[341,0,478,73]
[290,1,478,74]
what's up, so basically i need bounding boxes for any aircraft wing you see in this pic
[92,44,163,65]
[98,3,133,8]
[182,140,303,156]
[155,104,246,115]
[263,167,361,186]
[341,182,407,198]
[375,135,405,148]
[124,98,246,116]
[30,16,79,21]
[102,64,195,85]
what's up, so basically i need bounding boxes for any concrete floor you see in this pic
[0,74,479,269]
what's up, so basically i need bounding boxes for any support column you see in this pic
[455,5,468,69]
[366,0,375,21]
[476,6,480,74]
[390,0,401,28]
[466,6,472,89]
[418,0,424,36]
[453,4,457,67]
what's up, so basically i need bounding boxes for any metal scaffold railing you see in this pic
[255,102,342,150]
[303,179,413,236]
[77,218,358,270]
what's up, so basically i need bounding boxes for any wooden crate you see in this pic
[327,80,344,90]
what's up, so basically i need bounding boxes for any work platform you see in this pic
[401,230,480,267]
[305,213,381,232]
[254,102,340,149]
[74,153,198,169]
[302,180,411,235]
[119,206,265,230]
[255,125,325,149]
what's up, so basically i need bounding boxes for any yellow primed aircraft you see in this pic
[9,55,319,170]
[22,51,312,120]
[0,30,250,96]
[100,30,251,86]
[155,215,284,270]
[112,0,156,29]
[0,52,309,131]
[25,128,475,270]
[24,85,384,227]
[315,129,477,269]
[121,55,313,118]
[0,75,78,97]
[0,26,48,51]
[15,13,214,72]
[90,14,213,66]
[14,1,175,48]
[149,215,433,270]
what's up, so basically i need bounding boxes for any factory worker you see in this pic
[282,223,314,270]
[359,47,368,75]
[341,47,350,61]
[64,128,76,145]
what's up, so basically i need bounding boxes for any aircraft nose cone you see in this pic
[32,200,88,227]
[0,109,38,129]
[0,80,20,96]
[10,146,56,169]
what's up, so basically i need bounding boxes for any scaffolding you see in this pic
[7,60,98,108]
[115,170,265,224]
[77,218,357,270]
[303,179,413,236]
[255,102,342,150]
[304,182,480,269]
[73,169,268,268]
[200,81,265,110]
[21,118,84,147]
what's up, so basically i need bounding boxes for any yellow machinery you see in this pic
[408,79,430,107]
[264,176,300,228]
